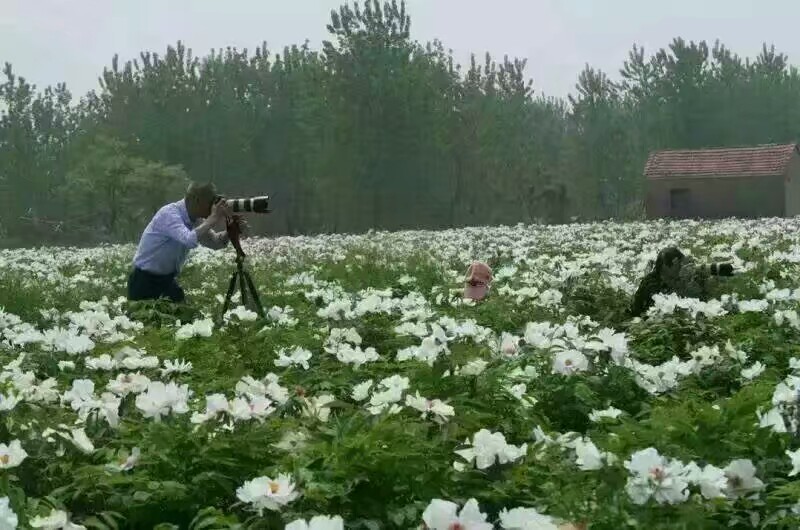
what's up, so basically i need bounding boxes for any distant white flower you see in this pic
[684,462,727,499]
[0,440,27,469]
[265,305,298,327]
[741,361,765,381]
[161,359,192,376]
[285,516,344,530]
[29,508,85,529]
[107,372,150,396]
[572,438,605,471]
[0,496,18,529]
[757,407,787,433]
[175,318,214,340]
[498,506,558,530]
[62,379,96,409]
[191,394,229,424]
[738,299,769,313]
[236,474,299,514]
[498,332,520,357]
[59,428,95,454]
[106,447,141,472]
[723,459,764,499]
[405,392,455,423]
[302,394,335,422]
[422,498,492,530]
[57,361,75,371]
[624,448,689,505]
[29,509,69,529]
[335,344,380,368]
[225,305,258,323]
[135,381,192,421]
[455,429,527,470]
[273,431,309,452]
[0,393,19,412]
[788,448,800,477]
[121,355,160,370]
[552,350,589,376]
[85,354,117,371]
[459,359,488,376]
[228,396,275,422]
[505,383,536,408]
[351,380,373,402]
[275,347,313,370]
[589,406,623,422]
[324,328,363,352]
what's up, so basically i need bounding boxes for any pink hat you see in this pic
[463,261,492,301]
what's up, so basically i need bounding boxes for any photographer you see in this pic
[127,182,236,303]
[629,246,733,318]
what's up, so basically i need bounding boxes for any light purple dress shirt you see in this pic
[132,199,226,275]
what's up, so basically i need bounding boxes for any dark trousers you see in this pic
[127,268,185,303]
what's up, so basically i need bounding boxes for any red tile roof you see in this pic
[644,143,798,179]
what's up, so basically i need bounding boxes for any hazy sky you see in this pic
[2,0,799,100]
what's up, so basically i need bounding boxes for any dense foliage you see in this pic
[3,1,800,244]
[1,219,800,528]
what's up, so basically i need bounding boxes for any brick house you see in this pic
[644,143,800,219]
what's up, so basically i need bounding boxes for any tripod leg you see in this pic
[243,269,265,318]
[220,270,239,322]
[238,266,249,309]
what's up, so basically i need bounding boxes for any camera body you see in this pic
[214,194,270,214]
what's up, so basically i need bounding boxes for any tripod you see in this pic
[218,216,265,323]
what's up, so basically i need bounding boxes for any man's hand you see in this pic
[209,200,232,223]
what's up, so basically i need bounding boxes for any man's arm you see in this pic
[159,210,222,249]
[198,229,229,250]
[630,273,660,318]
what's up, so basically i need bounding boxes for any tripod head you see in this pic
[225,215,246,260]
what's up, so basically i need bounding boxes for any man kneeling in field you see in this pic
[629,246,734,318]
[127,182,233,303]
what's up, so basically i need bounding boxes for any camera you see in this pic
[214,195,271,214]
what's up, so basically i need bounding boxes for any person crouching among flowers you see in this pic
[463,261,493,301]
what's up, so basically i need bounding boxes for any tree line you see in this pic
[2,0,800,246]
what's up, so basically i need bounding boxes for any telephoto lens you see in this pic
[225,196,270,213]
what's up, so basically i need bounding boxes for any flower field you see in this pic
[3,219,800,529]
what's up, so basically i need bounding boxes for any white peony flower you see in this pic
[0,440,27,469]
[0,496,18,530]
[0,393,19,412]
[498,506,558,530]
[107,372,151,396]
[589,406,623,422]
[236,474,299,514]
[552,350,590,376]
[459,359,488,376]
[455,429,527,470]
[284,516,344,530]
[421,498,493,530]
[302,394,335,422]
[161,359,193,376]
[404,392,455,423]
[684,462,727,499]
[59,428,95,454]
[624,448,689,505]
[275,347,313,370]
[135,381,192,421]
[351,380,373,402]
[788,448,800,477]
[741,361,765,381]
[85,354,117,371]
[723,459,764,499]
